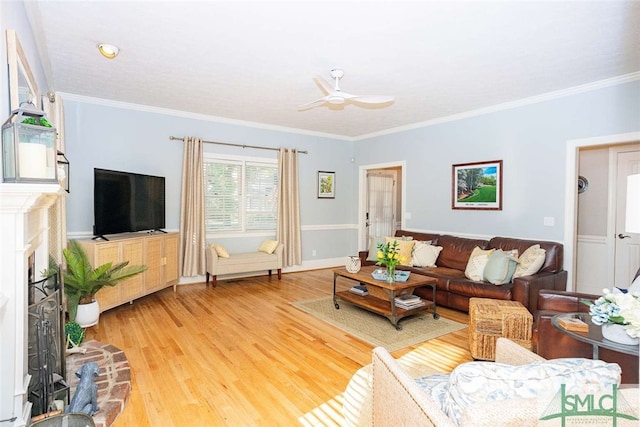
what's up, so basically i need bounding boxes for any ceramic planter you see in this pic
[75,300,100,328]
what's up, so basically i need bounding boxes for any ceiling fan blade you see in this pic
[350,95,395,104]
[313,75,335,95]
[297,97,329,110]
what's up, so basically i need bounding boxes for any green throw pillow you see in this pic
[483,250,518,285]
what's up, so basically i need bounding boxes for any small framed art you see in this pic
[318,171,335,198]
[452,160,502,210]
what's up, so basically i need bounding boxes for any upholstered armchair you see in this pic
[533,268,640,384]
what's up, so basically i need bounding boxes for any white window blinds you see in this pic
[204,157,277,232]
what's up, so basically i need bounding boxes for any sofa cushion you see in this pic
[483,249,518,285]
[366,236,386,261]
[447,278,512,300]
[211,243,230,258]
[414,374,450,411]
[437,235,490,271]
[514,244,546,278]
[394,230,441,244]
[385,237,415,266]
[412,241,441,267]
[464,247,495,281]
[367,235,408,261]
[489,237,563,274]
[259,239,279,254]
[417,358,621,426]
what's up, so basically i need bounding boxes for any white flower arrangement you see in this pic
[585,288,640,339]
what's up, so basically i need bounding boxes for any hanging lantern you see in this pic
[2,102,57,183]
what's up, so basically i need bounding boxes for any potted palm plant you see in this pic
[53,240,147,327]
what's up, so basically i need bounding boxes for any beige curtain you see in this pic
[43,92,66,264]
[179,137,206,276]
[277,148,302,266]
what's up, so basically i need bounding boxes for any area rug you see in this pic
[291,296,466,352]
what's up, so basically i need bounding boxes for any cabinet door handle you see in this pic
[618,233,631,239]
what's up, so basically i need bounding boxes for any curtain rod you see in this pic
[169,136,308,154]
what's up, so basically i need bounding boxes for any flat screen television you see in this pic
[93,168,165,238]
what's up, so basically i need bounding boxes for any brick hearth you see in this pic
[66,340,131,427]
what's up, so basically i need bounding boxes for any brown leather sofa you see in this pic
[358,230,567,313]
[533,283,640,384]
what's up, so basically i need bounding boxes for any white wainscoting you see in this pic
[575,234,608,295]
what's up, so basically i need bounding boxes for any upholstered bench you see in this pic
[468,297,533,360]
[205,241,283,287]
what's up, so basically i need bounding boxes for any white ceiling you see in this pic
[24,1,640,139]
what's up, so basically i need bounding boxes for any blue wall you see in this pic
[355,81,640,242]
[63,100,358,261]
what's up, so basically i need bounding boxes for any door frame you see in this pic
[564,131,640,291]
[358,161,406,251]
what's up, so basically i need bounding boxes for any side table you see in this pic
[468,298,533,361]
[551,313,640,360]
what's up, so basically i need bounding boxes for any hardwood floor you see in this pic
[85,268,472,426]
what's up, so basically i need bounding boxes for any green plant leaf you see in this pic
[61,240,147,320]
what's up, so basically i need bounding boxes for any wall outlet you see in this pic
[312,249,317,257]
[544,217,555,226]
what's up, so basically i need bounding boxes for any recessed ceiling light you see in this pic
[97,43,119,59]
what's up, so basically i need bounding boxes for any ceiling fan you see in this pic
[298,69,394,110]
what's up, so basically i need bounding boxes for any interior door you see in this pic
[614,148,640,287]
[366,172,396,243]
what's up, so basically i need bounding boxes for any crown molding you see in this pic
[58,72,639,142]
[354,72,640,141]
[56,92,353,141]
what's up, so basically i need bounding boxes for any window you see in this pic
[204,155,278,232]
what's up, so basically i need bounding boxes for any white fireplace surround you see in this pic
[0,183,63,427]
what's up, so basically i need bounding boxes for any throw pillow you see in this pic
[513,244,546,278]
[438,358,621,425]
[259,239,279,254]
[464,247,495,281]
[483,249,518,285]
[211,243,230,258]
[385,237,415,266]
[366,236,386,262]
[411,241,442,267]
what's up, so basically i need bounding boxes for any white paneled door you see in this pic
[614,148,640,287]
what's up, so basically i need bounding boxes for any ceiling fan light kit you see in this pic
[298,68,394,110]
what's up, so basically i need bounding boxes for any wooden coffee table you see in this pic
[333,265,438,330]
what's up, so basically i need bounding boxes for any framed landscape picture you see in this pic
[452,160,502,210]
[318,171,335,198]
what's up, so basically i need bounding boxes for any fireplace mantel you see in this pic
[0,183,63,427]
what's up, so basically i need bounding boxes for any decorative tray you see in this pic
[371,269,411,282]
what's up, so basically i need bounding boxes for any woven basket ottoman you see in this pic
[468,297,533,361]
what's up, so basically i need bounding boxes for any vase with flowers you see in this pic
[583,288,640,345]
[376,240,404,283]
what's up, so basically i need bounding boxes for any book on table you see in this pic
[557,316,589,332]
[394,295,424,309]
[395,300,426,310]
[396,294,421,303]
[350,285,368,296]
